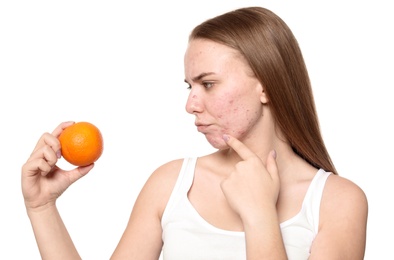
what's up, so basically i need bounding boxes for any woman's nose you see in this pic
[185,89,203,114]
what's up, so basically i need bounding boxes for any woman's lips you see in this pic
[197,125,209,132]
[195,122,211,132]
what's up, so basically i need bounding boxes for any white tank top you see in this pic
[161,157,331,260]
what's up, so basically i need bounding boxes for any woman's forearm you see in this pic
[243,206,287,260]
[27,204,81,260]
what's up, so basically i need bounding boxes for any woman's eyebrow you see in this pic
[190,72,216,83]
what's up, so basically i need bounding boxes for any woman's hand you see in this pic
[21,121,93,211]
[220,134,280,222]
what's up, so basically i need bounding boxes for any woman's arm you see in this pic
[27,204,82,259]
[22,122,183,259]
[22,122,92,259]
[221,135,287,259]
[110,159,182,259]
[309,175,368,259]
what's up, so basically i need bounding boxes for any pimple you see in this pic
[229,100,234,104]
[193,95,197,98]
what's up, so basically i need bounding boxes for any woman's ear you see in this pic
[259,83,269,104]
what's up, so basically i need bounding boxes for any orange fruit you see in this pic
[59,121,104,167]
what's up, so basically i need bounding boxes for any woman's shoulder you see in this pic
[133,158,187,217]
[321,173,368,225]
[324,173,368,206]
[147,158,186,187]
[310,173,368,257]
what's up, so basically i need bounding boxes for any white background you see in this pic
[1,1,393,259]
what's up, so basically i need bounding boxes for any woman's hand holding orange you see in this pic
[21,122,93,212]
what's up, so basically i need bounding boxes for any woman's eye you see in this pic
[185,82,214,90]
[203,82,214,89]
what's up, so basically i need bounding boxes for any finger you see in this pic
[27,145,59,173]
[22,157,53,177]
[266,150,279,181]
[66,164,94,184]
[31,122,74,157]
[31,132,61,159]
[223,134,256,160]
[51,121,75,137]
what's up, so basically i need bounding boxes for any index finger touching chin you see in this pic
[222,134,256,160]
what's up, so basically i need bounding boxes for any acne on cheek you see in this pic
[236,109,254,136]
[217,96,240,118]
[228,128,245,136]
[236,130,246,135]
[245,109,257,125]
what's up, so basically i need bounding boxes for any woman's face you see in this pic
[184,39,266,149]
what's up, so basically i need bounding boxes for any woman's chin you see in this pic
[205,136,228,150]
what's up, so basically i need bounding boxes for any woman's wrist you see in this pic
[25,201,57,218]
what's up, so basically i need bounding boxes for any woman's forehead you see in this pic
[185,39,237,58]
[184,39,250,79]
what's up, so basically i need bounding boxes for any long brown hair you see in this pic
[189,7,338,175]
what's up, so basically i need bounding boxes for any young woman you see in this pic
[22,6,368,259]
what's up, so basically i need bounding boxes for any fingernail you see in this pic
[222,134,230,142]
[56,150,61,158]
[272,150,277,159]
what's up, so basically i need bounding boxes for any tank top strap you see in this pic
[178,157,197,194]
[304,169,332,233]
[162,157,197,221]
